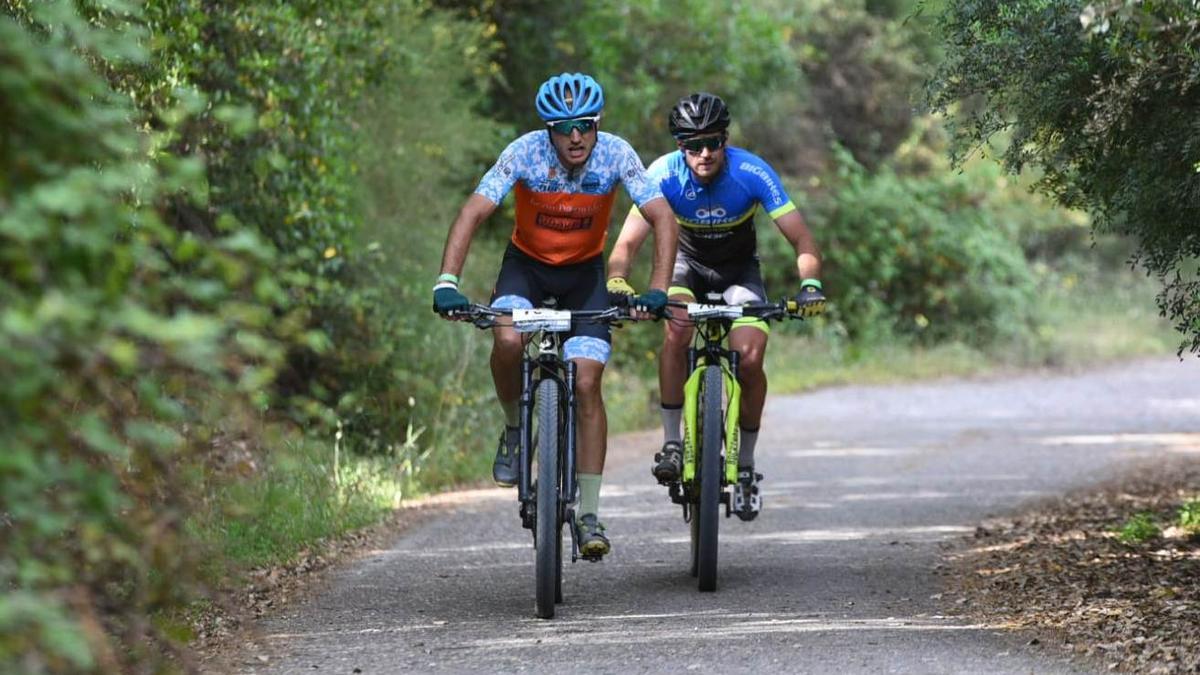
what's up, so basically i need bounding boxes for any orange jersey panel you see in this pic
[510,183,617,265]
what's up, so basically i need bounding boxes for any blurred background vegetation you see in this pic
[0,0,1182,670]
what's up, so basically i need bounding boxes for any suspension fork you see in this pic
[562,359,577,507]
[518,356,535,506]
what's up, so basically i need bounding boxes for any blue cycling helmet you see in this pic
[535,73,605,121]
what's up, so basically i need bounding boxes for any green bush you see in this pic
[1,2,283,670]
[773,147,1038,345]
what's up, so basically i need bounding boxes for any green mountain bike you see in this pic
[665,297,800,592]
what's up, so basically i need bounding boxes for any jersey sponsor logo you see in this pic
[738,161,783,205]
[580,172,603,194]
[695,207,728,219]
[535,179,563,192]
[684,188,697,200]
[536,213,594,231]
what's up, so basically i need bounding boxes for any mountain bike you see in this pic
[454,302,630,619]
[663,297,801,591]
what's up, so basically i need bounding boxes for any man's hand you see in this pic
[433,285,470,316]
[789,280,826,318]
[632,288,668,317]
[607,277,636,308]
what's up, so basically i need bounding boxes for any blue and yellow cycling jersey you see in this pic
[475,130,662,266]
[644,146,796,265]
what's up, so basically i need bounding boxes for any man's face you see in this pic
[679,133,727,182]
[547,116,599,170]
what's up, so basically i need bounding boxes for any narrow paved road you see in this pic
[243,359,1200,674]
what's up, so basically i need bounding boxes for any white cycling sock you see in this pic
[577,473,602,519]
[661,404,683,444]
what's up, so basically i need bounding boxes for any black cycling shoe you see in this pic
[492,426,519,488]
[652,440,683,484]
[733,469,763,521]
[576,513,610,560]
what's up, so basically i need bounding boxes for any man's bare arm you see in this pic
[608,206,654,281]
[637,197,679,291]
[774,210,821,281]
[439,193,498,277]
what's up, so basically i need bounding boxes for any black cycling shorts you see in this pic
[669,252,767,304]
[490,243,611,358]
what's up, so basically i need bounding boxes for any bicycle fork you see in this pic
[679,347,741,518]
[518,356,584,560]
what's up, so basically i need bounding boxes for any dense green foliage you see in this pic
[929,0,1200,353]
[797,150,1039,344]
[1,2,283,669]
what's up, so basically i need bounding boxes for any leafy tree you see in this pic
[929,0,1200,353]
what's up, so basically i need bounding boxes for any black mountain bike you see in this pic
[664,297,800,591]
[455,301,630,619]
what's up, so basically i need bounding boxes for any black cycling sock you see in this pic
[739,426,760,469]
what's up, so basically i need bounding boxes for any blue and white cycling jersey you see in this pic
[644,146,796,264]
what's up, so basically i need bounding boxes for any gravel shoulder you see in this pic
[942,458,1200,674]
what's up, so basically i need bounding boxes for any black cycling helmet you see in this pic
[668,92,731,140]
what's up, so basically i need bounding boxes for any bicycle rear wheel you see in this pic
[696,364,723,592]
[534,378,561,619]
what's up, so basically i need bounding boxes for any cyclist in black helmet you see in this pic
[607,92,825,521]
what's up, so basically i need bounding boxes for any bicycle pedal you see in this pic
[733,474,763,522]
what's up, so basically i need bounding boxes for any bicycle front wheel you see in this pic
[697,363,723,592]
[534,378,561,619]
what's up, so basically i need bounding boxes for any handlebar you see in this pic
[665,299,801,324]
[445,303,637,332]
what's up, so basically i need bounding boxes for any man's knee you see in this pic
[492,330,523,360]
[664,322,692,352]
[574,366,603,398]
[733,335,767,379]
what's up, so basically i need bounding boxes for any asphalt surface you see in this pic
[242,358,1200,674]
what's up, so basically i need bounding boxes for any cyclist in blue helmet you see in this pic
[433,73,679,558]
[608,92,826,522]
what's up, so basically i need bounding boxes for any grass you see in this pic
[768,267,1177,394]
[191,436,403,575]
[1178,498,1200,533]
[1115,512,1161,543]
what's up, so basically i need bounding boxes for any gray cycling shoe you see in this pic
[733,469,763,521]
[576,513,610,560]
[492,426,519,487]
[652,440,683,484]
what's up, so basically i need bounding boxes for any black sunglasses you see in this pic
[680,135,726,154]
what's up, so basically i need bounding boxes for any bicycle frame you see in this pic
[669,300,794,501]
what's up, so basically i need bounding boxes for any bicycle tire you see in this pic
[689,506,700,577]
[534,378,561,619]
[697,363,723,592]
